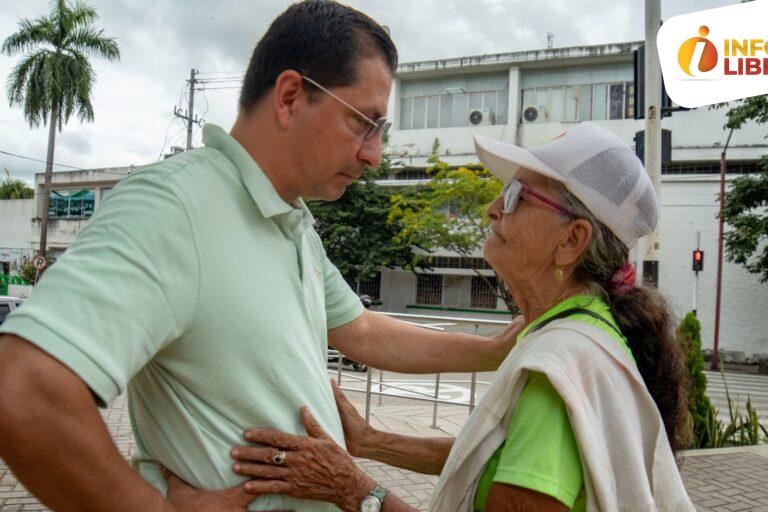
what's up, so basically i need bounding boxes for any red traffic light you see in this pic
[692,250,704,272]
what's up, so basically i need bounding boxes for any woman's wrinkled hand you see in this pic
[330,379,372,457]
[231,406,377,512]
[162,467,256,512]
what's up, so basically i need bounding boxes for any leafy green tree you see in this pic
[0,168,33,199]
[389,139,514,311]
[720,95,768,283]
[678,312,712,448]
[2,0,120,256]
[308,138,418,296]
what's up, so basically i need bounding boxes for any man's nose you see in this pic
[358,133,383,168]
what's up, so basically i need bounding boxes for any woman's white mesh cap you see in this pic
[474,123,659,249]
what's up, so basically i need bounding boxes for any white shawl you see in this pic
[428,320,695,512]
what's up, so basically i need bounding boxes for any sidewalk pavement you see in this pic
[2,391,768,511]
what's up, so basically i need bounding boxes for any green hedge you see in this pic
[678,312,712,448]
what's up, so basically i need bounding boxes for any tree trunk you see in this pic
[38,103,58,258]
[493,270,518,314]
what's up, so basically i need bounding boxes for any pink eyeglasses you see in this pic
[501,180,575,218]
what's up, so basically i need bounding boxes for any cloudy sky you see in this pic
[0,0,734,184]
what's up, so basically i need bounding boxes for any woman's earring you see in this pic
[554,266,564,282]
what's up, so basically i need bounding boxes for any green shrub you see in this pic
[703,378,768,448]
[678,312,712,448]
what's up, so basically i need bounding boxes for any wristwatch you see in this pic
[359,484,388,512]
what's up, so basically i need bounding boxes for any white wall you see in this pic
[0,199,34,248]
[658,176,768,359]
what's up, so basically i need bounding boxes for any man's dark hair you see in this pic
[239,0,398,112]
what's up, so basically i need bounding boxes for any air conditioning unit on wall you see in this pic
[522,105,548,123]
[469,107,493,126]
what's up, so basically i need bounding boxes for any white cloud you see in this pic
[0,0,736,184]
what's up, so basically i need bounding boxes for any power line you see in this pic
[196,77,242,82]
[0,149,81,169]
[195,70,245,76]
[197,86,241,91]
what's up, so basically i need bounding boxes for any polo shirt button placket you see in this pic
[293,219,324,335]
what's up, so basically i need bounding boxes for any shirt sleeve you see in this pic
[318,247,364,329]
[0,168,200,406]
[491,371,585,508]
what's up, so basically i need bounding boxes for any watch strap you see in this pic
[369,484,388,502]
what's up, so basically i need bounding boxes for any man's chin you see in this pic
[314,186,347,202]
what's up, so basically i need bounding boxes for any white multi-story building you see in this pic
[373,41,767,360]
[0,40,765,360]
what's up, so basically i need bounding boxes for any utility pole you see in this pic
[174,68,201,150]
[712,127,735,371]
[639,0,663,286]
[186,68,196,150]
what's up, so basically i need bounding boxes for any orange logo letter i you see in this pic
[678,26,718,76]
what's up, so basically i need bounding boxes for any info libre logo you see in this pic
[678,25,768,77]
[657,2,768,108]
[677,26,718,76]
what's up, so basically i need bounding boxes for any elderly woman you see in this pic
[166,123,694,512]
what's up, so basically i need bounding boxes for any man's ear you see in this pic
[272,70,305,130]
[556,218,592,268]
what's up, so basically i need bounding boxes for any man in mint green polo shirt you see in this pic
[0,2,515,511]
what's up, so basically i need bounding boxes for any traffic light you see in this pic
[692,250,704,272]
[634,43,689,119]
[634,129,672,165]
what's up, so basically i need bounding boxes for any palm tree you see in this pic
[0,168,34,200]
[2,0,119,257]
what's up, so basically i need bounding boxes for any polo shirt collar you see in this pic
[203,123,296,220]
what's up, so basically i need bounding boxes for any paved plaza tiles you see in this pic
[2,370,768,510]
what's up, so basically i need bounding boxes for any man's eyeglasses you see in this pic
[301,75,391,142]
[502,180,575,218]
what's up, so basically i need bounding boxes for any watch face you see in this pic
[360,495,382,512]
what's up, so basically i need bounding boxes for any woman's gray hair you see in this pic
[555,185,629,294]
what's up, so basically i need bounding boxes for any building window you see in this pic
[399,73,510,130]
[521,81,634,122]
[427,256,493,270]
[393,168,430,180]
[471,276,498,309]
[358,273,381,299]
[344,272,381,300]
[48,189,95,218]
[416,274,442,305]
[662,161,760,175]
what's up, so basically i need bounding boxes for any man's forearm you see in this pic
[330,311,508,374]
[359,428,454,475]
[0,335,174,512]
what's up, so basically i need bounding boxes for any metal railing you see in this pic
[330,311,510,428]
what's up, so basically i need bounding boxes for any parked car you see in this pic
[327,346,368,372]
[0,296,24,325]
[327,295,373,372]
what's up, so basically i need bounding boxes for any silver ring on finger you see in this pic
[272,449,287,465]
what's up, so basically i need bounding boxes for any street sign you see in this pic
[32,255,47,271]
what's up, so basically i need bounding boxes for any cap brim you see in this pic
[474,135,565,183]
